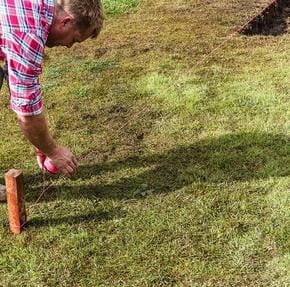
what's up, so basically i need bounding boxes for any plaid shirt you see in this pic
[0,0,54,115]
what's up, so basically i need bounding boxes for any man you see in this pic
[0,0,104,199]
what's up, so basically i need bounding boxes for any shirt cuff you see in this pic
[10,97,43,116]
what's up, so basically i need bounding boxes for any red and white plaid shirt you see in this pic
[0,0,54,115]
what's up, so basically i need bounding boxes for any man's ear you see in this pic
[60,16,74,28]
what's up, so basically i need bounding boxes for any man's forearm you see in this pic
[17,112,77,176]
[17,112,57,156]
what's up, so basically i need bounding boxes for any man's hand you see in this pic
[46,146,78,177]
[36,147,77,176]
[17,113,78,177]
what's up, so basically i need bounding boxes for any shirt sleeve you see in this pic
[3,31,44,116]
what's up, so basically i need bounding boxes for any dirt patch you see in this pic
[94,47,108,58]
[240,0,290,36]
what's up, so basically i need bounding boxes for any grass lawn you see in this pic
[0,0,289,286]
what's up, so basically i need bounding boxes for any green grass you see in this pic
[103,0,140,17]
[0,0,289,286]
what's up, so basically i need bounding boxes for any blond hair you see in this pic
[56,0,104,37]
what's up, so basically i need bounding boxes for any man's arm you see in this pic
[3,32,77,176]
[17,113,77,176]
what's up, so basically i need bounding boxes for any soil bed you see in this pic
[240,0,290,35]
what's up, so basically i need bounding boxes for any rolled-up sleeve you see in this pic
[3,31,44,116]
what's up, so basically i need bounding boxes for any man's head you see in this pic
[46,0,104,48]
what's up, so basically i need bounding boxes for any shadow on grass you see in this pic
[28,208,127,228]
[21,132,289,227]
[27,131,289,201]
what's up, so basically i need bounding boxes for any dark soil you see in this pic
[240,0,290,36]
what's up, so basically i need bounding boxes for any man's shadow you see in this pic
[25,132,289,227]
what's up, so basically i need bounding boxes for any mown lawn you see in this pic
[0,0,289,286]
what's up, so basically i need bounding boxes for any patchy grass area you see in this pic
[103,0,140,17]
[0,0,289,286]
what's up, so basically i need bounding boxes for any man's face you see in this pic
[46,15,95,48]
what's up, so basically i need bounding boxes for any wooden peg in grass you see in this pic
[5,169,27,234]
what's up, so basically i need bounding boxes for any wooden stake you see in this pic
[5,169,27,234]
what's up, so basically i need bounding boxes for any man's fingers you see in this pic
[67,157,77,170]
[60,165,74,177]
[72,156,78,167]
[36,154,45,169]
[54,160,77,177]
[68,163,77,174]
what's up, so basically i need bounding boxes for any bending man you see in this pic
[0,0,104,180]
